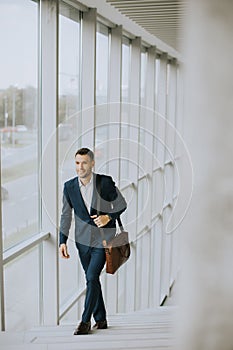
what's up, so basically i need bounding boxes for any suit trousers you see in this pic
[77,245,106,323]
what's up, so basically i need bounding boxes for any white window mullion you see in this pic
[40,0,59,326]
[141,46,156,309]
[81,8,97,149]
[166,60,178,289]
[128,37,141,312]
[0,157,5,330]
[108,25,122,181]
[106,25,122,315]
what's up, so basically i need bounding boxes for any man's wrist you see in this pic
[106,214,112,221]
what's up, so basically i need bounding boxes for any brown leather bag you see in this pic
[96,175,130,274]
[104,219,130,274]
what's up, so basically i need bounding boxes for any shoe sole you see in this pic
[92,325,108,330]
[74,325,91,335]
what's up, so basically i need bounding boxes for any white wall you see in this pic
[177,1,233,349]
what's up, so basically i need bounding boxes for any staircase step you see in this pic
[0,307,176,349]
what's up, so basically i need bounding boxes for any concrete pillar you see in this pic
[177,1,233,349]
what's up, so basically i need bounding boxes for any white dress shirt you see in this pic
[78,174,94,214]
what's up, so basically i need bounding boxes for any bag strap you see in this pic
[96,174,105,242]
[96,174,124,236]
[116,216,124,232]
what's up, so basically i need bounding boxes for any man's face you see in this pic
[75,154,94,179]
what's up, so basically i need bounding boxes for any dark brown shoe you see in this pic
[73,321,91,335]
[93,320,108,329]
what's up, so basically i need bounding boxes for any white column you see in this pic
[177,1,233,349]
[129,36,141,182]
[164,60,178,291]
[165,60,177,203]
[126,36,141,312]
[0,144,5,330]
[155,53,169,304]
[154,54,167,219]
[105,25,122,315]
[40,0,59,325]
[108,25,122,181]
[173,64,182,203]
[144,45,156,206]
[140,46,156,309]
[156,53,167,166]
[81,8,97,149]
[167,60,179,287]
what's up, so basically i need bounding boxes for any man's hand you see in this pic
[91,214,111,228]
[59,244,70,259]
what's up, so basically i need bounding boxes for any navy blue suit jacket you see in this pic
[59,173,127,252]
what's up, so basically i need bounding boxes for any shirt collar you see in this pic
[78,173,93,188]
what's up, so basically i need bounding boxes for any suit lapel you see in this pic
[72,177,90,218]
[90,173,98,215]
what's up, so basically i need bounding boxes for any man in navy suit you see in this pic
[59,147,127,335]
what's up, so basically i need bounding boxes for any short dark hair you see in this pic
[75,148,94,161]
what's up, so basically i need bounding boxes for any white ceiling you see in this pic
[75,0,184,59]
[106,0,187,51]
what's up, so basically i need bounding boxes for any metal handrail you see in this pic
[3,232,50,265]
[120,182,136,192]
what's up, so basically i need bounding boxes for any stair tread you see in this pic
[0,308,176,349]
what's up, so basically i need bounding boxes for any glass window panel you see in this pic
[164,165,173,205]
[59,0,81,165]
[59,3,80,127]
[60,302,79,324]
[152,169,164,218]
[95,23,109,173]
[58,2,83,311]
[139,50,148,169]
[154,58,160,159]
[58,2,81,196]
[120,184,132,224]
[167,62,171,96]
[137,177,148,233]
[0,0,39,251]
[155,58,160,108]
[59,226,85,312]
[96,23,109,106]
[160,210,171,302]
[140,50,147,107]
[120,37,131,180]
[4,246,40,331]
[122,37,130,104]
